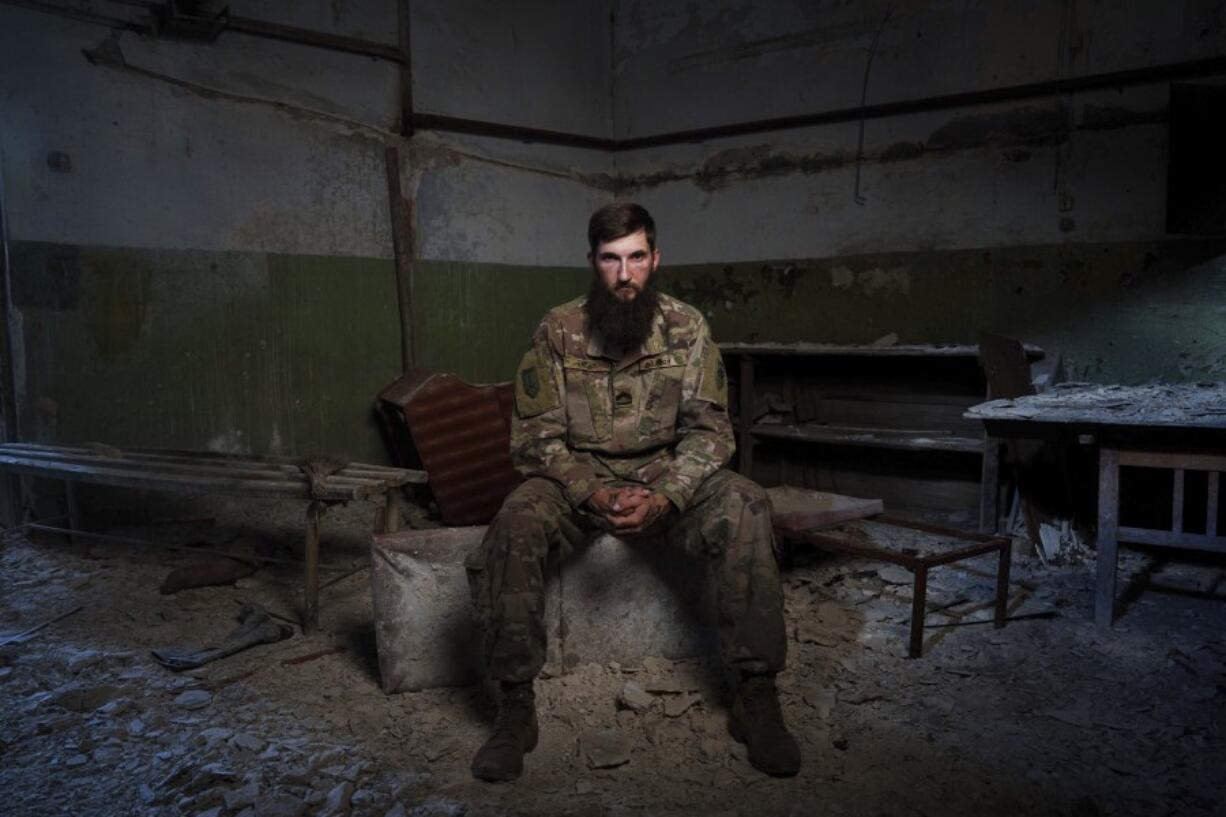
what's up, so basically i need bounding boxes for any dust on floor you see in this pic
[0,498,1223,817]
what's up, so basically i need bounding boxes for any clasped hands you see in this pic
[585,485,674,535]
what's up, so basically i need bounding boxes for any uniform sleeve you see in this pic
[509,321,604,509]
[651,319,736,512]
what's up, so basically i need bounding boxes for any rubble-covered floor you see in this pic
[1,498,1223,817]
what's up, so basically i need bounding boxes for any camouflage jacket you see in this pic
[510,293,735,512]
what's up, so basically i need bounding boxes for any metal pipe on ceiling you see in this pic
[0,0,403,63]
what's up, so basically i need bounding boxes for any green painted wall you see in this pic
[413,260,589,384]
[661,239,1226,384]
[9,238,1224,465]
[11,242,403,462]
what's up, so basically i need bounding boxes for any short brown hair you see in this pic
[588,202,656,252]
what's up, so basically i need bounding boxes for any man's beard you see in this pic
[584,277,660,353]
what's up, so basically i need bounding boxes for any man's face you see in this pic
[589,229,660,301]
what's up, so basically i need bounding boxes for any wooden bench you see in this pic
[0,442,426,631]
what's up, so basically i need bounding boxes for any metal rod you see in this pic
[0,605,83,648]
[385,145,416,372]
[0,0,148,31]
[0,130,23,526]
[226,15,404,63]
[23,522,355,571]
[0,0,403,63]
[397,0,414,135]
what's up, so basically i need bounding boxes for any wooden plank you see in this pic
[979,435,1001,533]
[722,342,1044,359]
[751,423,983,454]
[1095,448,1121,628]
[0,443,425,485]
[1117,449,1226,472]
[814,397,982,435]
[1117,525,1226,553]
[0,453,363,502]
[0,448,382,488]
[766,486,882,529]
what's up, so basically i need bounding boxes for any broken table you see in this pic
[966,382,1226,627]
[0,442,427,631]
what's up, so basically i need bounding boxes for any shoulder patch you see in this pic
[514,347,560,418]
[698,345,728,407]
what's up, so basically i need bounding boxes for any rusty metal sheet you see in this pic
[380,372,520,526]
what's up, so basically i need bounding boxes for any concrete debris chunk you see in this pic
[318,781,354,817]
[408,795,468,816]
[224,782,260,811]
[384,804,406,817]
[617,681,654,712]
[174,689,212,710]
[876,565,912,585]
[581,728,631,769]
[663,692,702,718]
[66,649,102,674]
[197,726,233,745]
[231,731,265,753]
[254,793,307,817]
[54,684,119,712]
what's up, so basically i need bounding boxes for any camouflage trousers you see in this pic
[465,469,787,683]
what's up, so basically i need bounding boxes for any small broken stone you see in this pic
[231,732,265,753]
[581,729,630,770]
[174,690,212,711]
[225,782,260,811]
[54,684,119,712]
[318,781,354,817]
[617,681,653,712]
[254,793,306,817]
[663,693,702,718]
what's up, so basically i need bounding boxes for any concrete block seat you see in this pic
[370,526,717,692]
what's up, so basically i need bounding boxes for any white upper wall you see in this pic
[0,4,399,257]
[0,1,613,265]
[611,0,1225,264]
[611,0,1224,139]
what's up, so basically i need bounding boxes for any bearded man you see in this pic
[465,202,799,782]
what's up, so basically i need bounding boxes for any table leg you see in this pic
[908,565,928,659]
[1095,448,1121,628]
[383,488,402,533]
[994,540,1011,629]
[304,501,324,633]
[64,480,81,549]
[979,435,1001,534]
[738,355,755,477]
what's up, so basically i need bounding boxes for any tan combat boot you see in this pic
[729,674,801,777]
[471,681,539,782]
